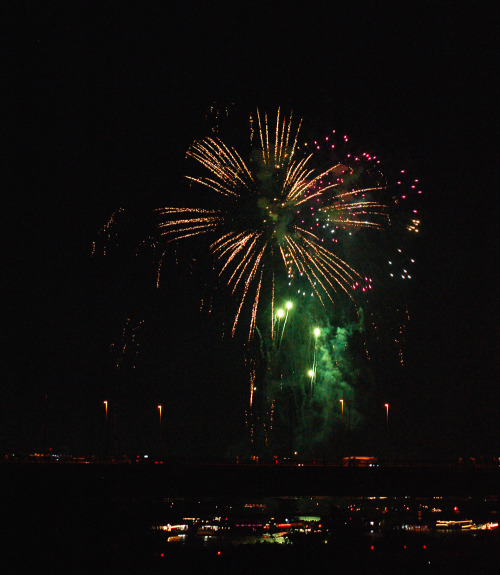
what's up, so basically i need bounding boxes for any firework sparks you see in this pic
[92,207,126,257]
[110,318,144,371]
[158,110,389,340]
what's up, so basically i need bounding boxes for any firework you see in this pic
[92,207,127,257]
[110,317,144,371]
[158,109,389,341]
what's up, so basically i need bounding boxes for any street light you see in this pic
[340,399,344,425]
[384,403,389,430]
[158,405,162,428]
[103,400,109,458]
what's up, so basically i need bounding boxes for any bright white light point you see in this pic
[277,309,285,318]
[308,370,315,378]
[314,328,321,337]
[286,301,293,310]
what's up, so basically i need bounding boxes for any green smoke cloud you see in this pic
[294,316,365,457]
[248,290,367,459]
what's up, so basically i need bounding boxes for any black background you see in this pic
[3,1,497,459]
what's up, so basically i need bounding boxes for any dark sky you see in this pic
[4,1,498,459]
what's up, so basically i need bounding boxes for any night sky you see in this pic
[4,2,498,460]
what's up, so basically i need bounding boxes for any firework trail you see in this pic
[92,207,127,257]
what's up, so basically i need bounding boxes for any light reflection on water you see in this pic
[151,495,500,548]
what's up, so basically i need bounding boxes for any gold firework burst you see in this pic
[158,109,388,340]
